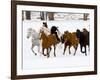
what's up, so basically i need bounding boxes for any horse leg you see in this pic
[47,48,50,58]
[69,46,71,55]
[31,44,37,55]
[84,46,87,56]
[81,45,87,54]
[58,42,62,49]
[42,48,46,56]
[80,45,84,53]
[38,45,40,53]
[47,47,52,58]
[74,45,78,56]
[81,45,87,56]
[54,45,56,57]
[50,47,52,52]
[63,44,67,55]
[88,45,90,51]
[48,47,52,53]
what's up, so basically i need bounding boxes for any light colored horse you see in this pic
[27,28,40,55]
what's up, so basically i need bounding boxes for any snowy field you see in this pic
[22,20,91,71]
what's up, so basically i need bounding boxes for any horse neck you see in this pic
[32,31,39,39]
[41,32,48,41]
[76,31,81,38]
[66,33,71,40]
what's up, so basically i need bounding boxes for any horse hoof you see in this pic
[63,53,65,55]
[44,54,47,56]
[42,53,46,56]
[85,54,87,56]
[47,55,49,58]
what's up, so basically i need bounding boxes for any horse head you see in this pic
[27,28,36,39]
[51,26,59,33]
[39,30,47,40]
[27,28,32,39]
[82,28,88,35]
[83,28,88,32]
[76,29,81,39]
[61,31,69,43]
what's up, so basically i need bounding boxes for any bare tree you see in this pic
[40,12,45,20]
[26,11,31,20]
[40,12,54,20]
[48,12,54,20]
[83,13,89,21]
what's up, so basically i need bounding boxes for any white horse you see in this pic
[27,28,40,55]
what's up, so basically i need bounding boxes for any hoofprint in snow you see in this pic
[22,20,90,70]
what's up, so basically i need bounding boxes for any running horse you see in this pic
[62,31,79,55]
[39,30,58,58]
[27,28,40,55]
[50,26,60,42]
[76,28,89,56]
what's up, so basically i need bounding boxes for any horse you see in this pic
[61,31,79,55]
[51,26,60,42]
[27,28,40,55]
[76,28,89,56]
[39,30,58,58]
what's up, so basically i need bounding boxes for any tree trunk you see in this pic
[83,13,89,21]
[40,12,45,20]
[26,11,31,20]
[48,12,54,20]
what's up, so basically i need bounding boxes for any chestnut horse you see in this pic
[62,31,79,55]
[39,31,58,58]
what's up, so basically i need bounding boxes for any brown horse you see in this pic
[40,31,58,58]
[62,31,79,55]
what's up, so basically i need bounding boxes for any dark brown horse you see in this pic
[76,28,89,56]
[40,31,58,58]
[62,31,79,55]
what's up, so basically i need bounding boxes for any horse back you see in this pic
[71,32,79,45]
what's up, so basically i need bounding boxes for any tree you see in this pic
[26,11,31,20]
[40,12,45,20]
[83,13,89,21]
[48,12,54,20]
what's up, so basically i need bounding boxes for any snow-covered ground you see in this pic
[22,20,90,71]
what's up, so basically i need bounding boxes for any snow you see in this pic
[22,20,90,71]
